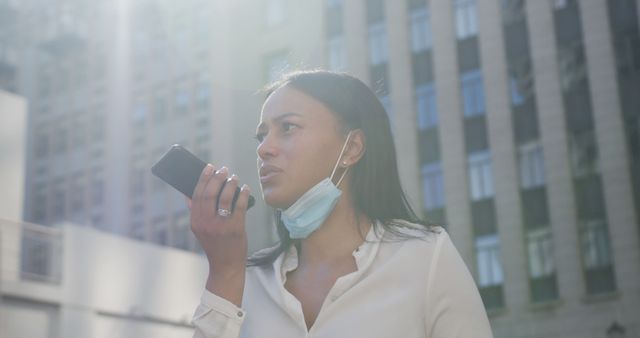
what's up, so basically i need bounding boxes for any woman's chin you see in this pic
[261,188,293,210]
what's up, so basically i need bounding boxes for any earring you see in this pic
[342,161,348,166]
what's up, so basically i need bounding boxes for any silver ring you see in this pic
[217,208,231,217]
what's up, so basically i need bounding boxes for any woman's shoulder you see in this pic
[381,218,446,242]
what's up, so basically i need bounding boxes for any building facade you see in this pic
[14,0,640,336]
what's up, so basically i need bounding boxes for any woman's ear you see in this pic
[343,129,366,166]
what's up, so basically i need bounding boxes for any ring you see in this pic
[217,208,231,217]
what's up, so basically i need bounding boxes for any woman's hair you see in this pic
[248,70,437,266]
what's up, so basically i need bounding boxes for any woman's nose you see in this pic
[257,134,278,159]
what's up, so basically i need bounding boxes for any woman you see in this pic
[188,70,493,337]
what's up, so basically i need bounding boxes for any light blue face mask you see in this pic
[279,131,353,239]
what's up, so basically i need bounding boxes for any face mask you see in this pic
[279,131,353,239]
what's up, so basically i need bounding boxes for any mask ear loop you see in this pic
[330,131,353,188]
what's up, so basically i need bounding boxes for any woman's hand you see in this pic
[187,164,251,306]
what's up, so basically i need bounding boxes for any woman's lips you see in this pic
[260,171,280,183]
[259,165,283,183]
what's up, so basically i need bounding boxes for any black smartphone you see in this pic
[151,144,255,210]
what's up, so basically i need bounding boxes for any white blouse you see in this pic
[192,221,494,338]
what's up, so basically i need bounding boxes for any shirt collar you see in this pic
[276,221,385,284]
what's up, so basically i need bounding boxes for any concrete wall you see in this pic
[1,221,209,338]
[0,90,27,222]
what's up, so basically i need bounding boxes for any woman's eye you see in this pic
[254,133,265,142]
[282,122,298,132]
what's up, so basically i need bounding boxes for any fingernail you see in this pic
[219,167,229,174]
[206,164,214,175]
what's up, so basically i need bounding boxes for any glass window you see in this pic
[326,0,343,8]
[154,95,167,124]
[173,211,191,250]
[379,94,393,129]
[328,36,347,71]
[581,220,612,269]
[468,150,494,200]
[266,0,285,27]
[153,217,169,246]
[558,43,587,92]
[475,234,504,287]
[519,141,546,189]
[129,221,145,241]
[461,70,485,117]
[501,0,525,24]
[416,83,438,129]
[368,22,389,65]
[569,131,600,178]
[455,0,478,39]
[91,179,103,205]
[175,87,190,115]
[133,100,147,125]
[527,227,555,278]
[196,82,211,111]
[552,0,568,10]
[510,76,526,106]
[410,6,432,52]
[422,163,445,210]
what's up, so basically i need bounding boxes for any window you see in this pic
[519,141,546,189]
[580,219,617,294]
[266,0,285,27]
[154,95,167,124]
[501,0,525,25]
[130,168,145,197]
[153,217,169,246]
[196,81,211,111]
[174,87,190,115]
[558,43,587,93]
[510,76,526,106]
[326,0,343,8]
[416,83,438,129]
[455,0,478,39]
[581,220,612,270]
[527,227,555,278]
[91,179,103,205]
[328,36,347,71]
[410,6,432,52]
[35,133,49,157]
[379,94,393,129]
[421,163,445,210]
[468,151,494,200]
[527,227,559,302]
[569,131,600,178]
[265,51,290,83]
[475,234,504,287]
[129,221,145,241]
[368,22,389,65]
[461,70,485,117]
[133,100,147,125]
[53,127,68,154]
[69,175,84,212]
[552,0,568,10]
[173,211,191,250]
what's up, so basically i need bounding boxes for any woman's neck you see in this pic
[296,193,372,268]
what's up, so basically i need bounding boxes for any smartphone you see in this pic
[151,144,255,210]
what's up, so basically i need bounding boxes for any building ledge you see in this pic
[581,291,621,304]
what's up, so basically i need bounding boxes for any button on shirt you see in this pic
[192,221,494,338]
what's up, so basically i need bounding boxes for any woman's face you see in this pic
[256,85,348,209]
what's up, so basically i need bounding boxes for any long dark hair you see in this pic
[248,70,437,266]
